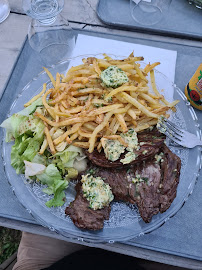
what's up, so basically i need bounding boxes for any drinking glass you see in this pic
[0,0,10,23]
[130,0,172,26]
[23,0,76,66]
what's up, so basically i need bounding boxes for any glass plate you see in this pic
[1,55,201,243]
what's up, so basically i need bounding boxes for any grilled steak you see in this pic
[65,128,181,228]
[84,144,181,223]
[65,183,111,230]
[134,162,162,222]
[159,144,181,213]
[85,129,165,168]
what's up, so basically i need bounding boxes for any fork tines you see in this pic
[157,119,183,144]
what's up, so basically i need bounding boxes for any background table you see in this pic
[0,1,202,269]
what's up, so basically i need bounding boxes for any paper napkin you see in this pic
[70,34,177,101]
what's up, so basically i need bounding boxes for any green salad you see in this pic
[0,98,87,208]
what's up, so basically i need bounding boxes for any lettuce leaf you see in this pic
[37,164,62,186]
[52,145,86,174]
[1,113,44,143]
[3,112,45,174]
[15,98,43,116]
[24,160,46,179]
[0,98,43,142]
[36,164,68,207]
[11,132,44,174]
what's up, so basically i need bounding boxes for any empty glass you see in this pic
[23,0,76,66]
[130,0,172,26]
[0,0,10,23]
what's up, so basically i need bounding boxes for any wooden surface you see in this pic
[1,1,202,268]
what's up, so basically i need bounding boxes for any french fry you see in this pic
[73,141,92,149]
[134,63,148,82]
[144,62,160,74]
[43,67,56,87]
[49,84,72,105]
[24,83,46,107]
[55,73,61,90]
[134,119,158,132]
[139,93,159,105]
[121,92,159,118]
[29,53,179,155]
[72,88,103,96]
[44,127,56,155]
[127,108,137,120]
[150,70,179,110]
[42,89,56,120]
[78,128,102,138]
[103,135,128,147]
[93,58,101,75]
[34,112,95,127]
[88,104,123,117]
[53,123,82,145]
[69,132,79,142]
[105,85,138,100]
[88,111,114,153]
[115,113,128,132]
[39,138,48,155]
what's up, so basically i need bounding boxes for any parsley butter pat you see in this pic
[81,174,114,210]
[101,129,139,165]
[101,138,125,162]
[100,65,129,88]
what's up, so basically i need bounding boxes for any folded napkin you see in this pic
[70,34,177,101]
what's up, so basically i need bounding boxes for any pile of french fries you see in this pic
[26,53,179,155]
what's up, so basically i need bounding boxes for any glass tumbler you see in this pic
[0,0,10,23]
[23,0,76,66]
[130,0,172,26]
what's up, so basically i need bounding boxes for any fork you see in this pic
[157,118,202,148]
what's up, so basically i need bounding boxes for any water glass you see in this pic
[130,0,172,25]
[23,0,76,66]
[0,0,10,23]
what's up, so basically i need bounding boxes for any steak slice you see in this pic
[85,129,165,168]
[86,143,181,223]
[95,161,163,222]
[159,144,181,213]
[134,162,162,222]
[134,145,181,223]
[96,166,137,204]
[65,183,111,231]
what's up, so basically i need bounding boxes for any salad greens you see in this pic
[0,98,86,208]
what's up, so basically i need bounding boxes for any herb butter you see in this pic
[100,66,129,88]
[120,151,137,165]
[101,128,139,164]
[132,174,148,185]
[155,152,164,163]
[101,138,125,162]
[121,128,139,152]
[157,115,166,134]
[81,174,114,210]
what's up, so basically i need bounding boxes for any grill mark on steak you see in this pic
[65,183,111,231]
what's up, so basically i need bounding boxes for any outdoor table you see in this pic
[0,1,202,269]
